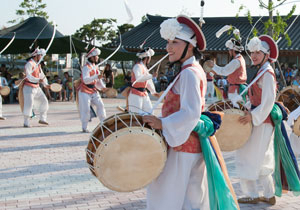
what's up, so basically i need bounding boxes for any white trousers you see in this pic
[23,85,48,122]
[240,174,275,198]
[236,123,275,198]
[206,81,214,99]
[78,91,106,130]
[290,133,300,157]
[146,150,210,210]
[0,95,2,117]
[128,93,152,114]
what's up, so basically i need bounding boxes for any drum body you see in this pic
[105,88,118,98]
[18,81,25,112]
[207,100,252,151]
[293,116,300,137]
[0,86,10,96]
[50,83,62,92]
[276,85,300,113]
[86,112,167,192]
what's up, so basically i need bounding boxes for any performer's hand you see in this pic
[0,86,2,90]
[239,111,252,125]
[39,79,44,83]
[152,93,161,98]
[143,115,162,130]
[44,85,50,89]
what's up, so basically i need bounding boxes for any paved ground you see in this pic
[0,97,300,210]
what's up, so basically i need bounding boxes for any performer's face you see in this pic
[166,39,187,63]
[250,51,269,66]
[92,55,99,63]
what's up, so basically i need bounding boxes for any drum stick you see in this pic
[132,53,169,86]
[231,68,269,106]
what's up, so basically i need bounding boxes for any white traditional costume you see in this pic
[146,15,210,210]
[212,37,247,100]
[23,48,49,127]
[236,35,278,200]
[78,47,106,132]
[128,48,157,113]
[287,107,300,157]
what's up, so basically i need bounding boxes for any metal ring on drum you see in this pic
[86,112,167,192]
[206,100,252,151]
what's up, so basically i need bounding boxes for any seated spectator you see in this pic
[165,67,175,83]
[286,76,292,86]
[62,72,70,101]
[66,76,73,101]
[103,64,114,88]
[285,67,293,79]
[292,64,299,77]
[292,75,300,87]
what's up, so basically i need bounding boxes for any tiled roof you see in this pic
[111,14,300,52]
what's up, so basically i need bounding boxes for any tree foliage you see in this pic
[232,0,296,46]
[73,19,118,47]
[118,23,134,34]
[9,0,48,24]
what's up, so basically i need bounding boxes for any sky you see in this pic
[1,0,300,35]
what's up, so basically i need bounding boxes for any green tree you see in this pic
[118,23,134,34]
[73,19,118,46]
[9,0,49,24]
[232,0,296,46]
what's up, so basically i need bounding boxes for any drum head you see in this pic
[87,113,167,192]
[50,83,62,92]
[105,88,118,98]
[0,86,10,96]
[293,116,300,137]
[94,126,166,192]
[276,86,300,113]
[207,100,252,151]
[203,60,213,73]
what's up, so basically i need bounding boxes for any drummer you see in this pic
[128,47,159,113]
[0,72,8,120]
[237,35,278,205]
[207,37,247,100]
[23,48,50,127]
[143,15,238,210]
[78,47,106,133]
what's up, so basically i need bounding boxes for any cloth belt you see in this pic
[86,84,95,89]
[26,81,38,85]
[130,86,146,92]
[271,103,300,196]
[192,112,239,210]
